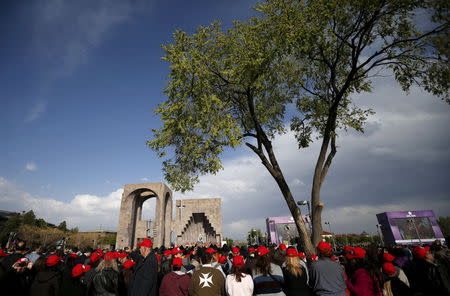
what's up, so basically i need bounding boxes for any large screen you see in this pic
[392,217,435,240]
[275,222,298,244]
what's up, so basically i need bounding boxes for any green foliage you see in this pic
[57,221,68,231]
[22,210,36,226]
[247,228,264,245]
[224,237,234,247]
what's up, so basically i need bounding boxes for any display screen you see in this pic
[393,217,435,240]
[275,222,298,244]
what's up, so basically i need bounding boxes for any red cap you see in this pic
[164,250,172,257]
[90,252,102,263]
[171,247,183,255]
[46,255,62,267]
[343,246,353,253]
[310,254,318,261]
[119,252,128,259]
[248,248,255,253]
[123,259,136,269]
[68,253,79,259]
[413,246,430,259]
[298,252,306,258]
[256,246,270,256]
[103,252,116,261]
[383,253,395,262]
[16,257,30,264]
[231,247,240,254]
[205,247,216,254]
[382,262,396,276]
[346,247,366,259]
[0,249,9,256]
[316,241,332,254]
[137,238,153,248]
[172,257,183,267]
[286,248,298,257]
[232,255,245,267]
[71,264,91,277]
[279,244,287,251]
[219,255,227,264]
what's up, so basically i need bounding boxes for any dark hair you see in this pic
[231,265,246,282]
[122,267,134,285]
[254,254,272,276]
[33,257,47,272]
[172,264,181,271]
[200,252,213,265]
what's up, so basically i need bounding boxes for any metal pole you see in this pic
[409,219,422,244]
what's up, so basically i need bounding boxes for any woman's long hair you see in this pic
[96,259,118,272]
[254,254,272,276]
[285,256,303,277]
[230,265,247,282]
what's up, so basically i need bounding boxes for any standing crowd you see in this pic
[0,237,449,296]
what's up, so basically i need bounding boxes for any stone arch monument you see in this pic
[115,182,222,249]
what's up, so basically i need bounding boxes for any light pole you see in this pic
[297,200,312,235]
[324,221,335,250]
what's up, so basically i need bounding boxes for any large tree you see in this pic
[149,0,449,253]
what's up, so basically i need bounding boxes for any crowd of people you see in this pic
[0,237,449,296]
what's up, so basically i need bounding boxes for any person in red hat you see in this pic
[59,263,90,296]
[231,246,241,256]
[130,238,158,296]
[188,247,226,296]
[345,245,384,296]
[86,249,120,296]
[30,255,62,296]
[282,247,312,296]
[251,246,285,295]
[381,262,411,296]
[119,259,136,296]
[225,255,253,296]
[309,241,347,296]
[159,257,191,296]
[404,245,449,296]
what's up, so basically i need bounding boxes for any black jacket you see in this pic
[130,253,158,296]
[30,268,61,296]
[282,266,313,296]
[87,268,119,296]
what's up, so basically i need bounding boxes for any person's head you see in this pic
[285,248,303,277]
[231,256,246,282]
[172,247,183,258]
[413,246,433,263]
[231,247,240,256]
[200,250,213,265]
[316,241,333,258]
[172,257,183,271]
[254,246,272,275]
[137,239,153,258]
[96,257,118,272]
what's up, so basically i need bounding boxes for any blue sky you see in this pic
[1,0,449,239]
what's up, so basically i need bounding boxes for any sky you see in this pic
[1,0,449,240]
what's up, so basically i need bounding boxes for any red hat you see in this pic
[171,247,183,255]
[0,249,9,256]
[219,255,227,264]
[172,257,183,268]
[103,252,116,261]
[343,246,353,253]
[119,252,128,259]
[310,254,318,261]
[346,247,366,259]
[137,238,153,248]
[205,247,216,254]
[164,250,172,257]
[16,257,30,264]
[71,264,91,277]
[256,246,270,256]
[231,247,240,255]
[46,255,62,267]
[413,246,430,259]
[298,252,306,258]
[232,255,245,267]
[383,253,395,262]
[382,262,396,276]
[286,248,298,258]
[316,241,332,254]
[248,247,255,253]
[68,253,79,259]
[279,244,287,251]
[90,252,102,263]
[123,259,136,269]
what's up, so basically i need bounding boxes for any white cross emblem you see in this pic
[199,272,213,288]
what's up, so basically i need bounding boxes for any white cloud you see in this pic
[25,162,38,171]
[25,100,47,123]
[140,177,150,182]
[0,176,123,231]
